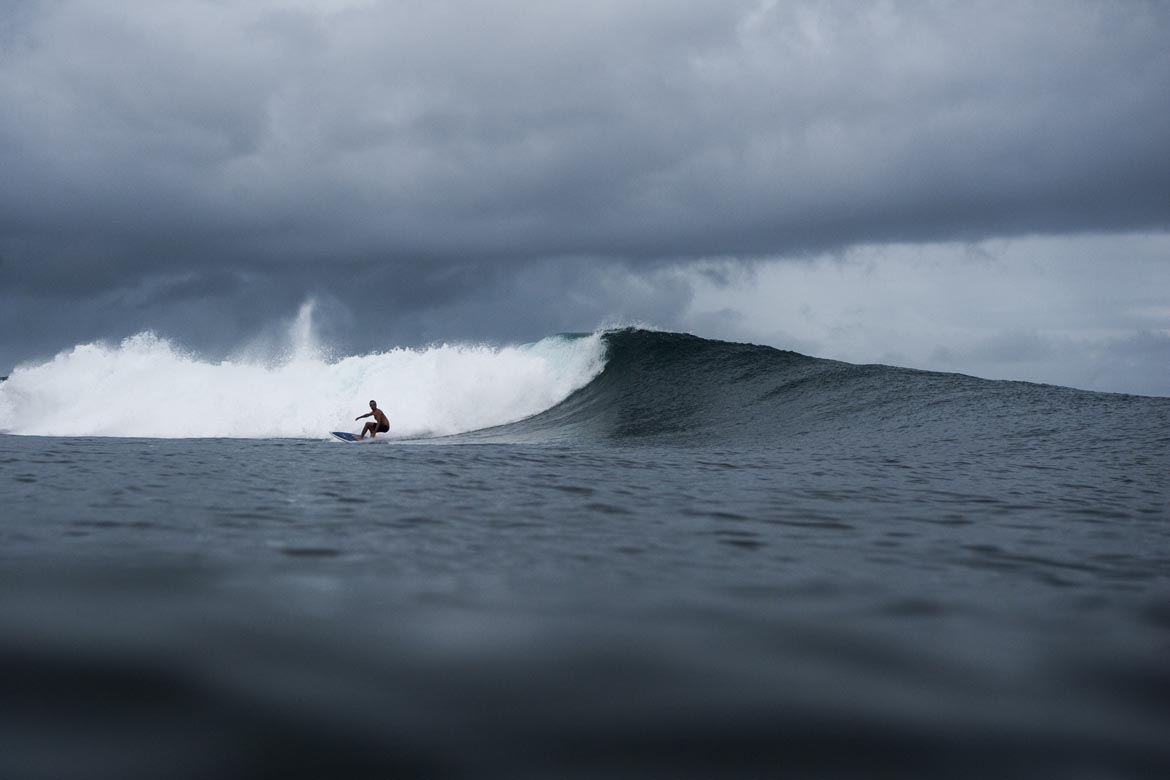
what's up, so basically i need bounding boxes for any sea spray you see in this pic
[0,326,607,439]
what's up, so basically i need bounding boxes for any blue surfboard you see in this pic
[329,431,362,442]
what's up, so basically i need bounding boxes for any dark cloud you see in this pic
[0,256,694,370]
[1,1,1168,375]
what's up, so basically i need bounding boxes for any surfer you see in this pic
[355,400,390,439]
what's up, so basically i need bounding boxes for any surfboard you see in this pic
[329,431,363,442]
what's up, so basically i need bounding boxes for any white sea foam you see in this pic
[0,307,607,439]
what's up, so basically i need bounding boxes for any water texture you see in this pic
[2,329,1168,778]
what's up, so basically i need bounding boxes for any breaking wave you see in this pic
[0,309,606,439]
[5,315,1166,448]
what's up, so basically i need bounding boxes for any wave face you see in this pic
[0,332,606,439]
[467,328,1170,451]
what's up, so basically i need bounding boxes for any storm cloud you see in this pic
[1,0,1168,386]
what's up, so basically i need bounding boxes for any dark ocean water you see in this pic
[2,329,1169,778]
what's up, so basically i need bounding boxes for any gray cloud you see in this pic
[1,1,1168,383]
[927,329,1170,398]
[677,234,1170,396]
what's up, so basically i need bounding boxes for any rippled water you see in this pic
[3,431,1169,778]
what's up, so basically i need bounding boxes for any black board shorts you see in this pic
[376,423,389,433]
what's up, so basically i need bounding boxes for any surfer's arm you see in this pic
[355,411,372,421]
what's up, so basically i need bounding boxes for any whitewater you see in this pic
[0,307,607,439]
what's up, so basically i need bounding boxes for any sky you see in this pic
[1,0,1168,395]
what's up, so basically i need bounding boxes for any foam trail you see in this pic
[0,326,607,439]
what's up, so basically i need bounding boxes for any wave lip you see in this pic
[0,332,607,439]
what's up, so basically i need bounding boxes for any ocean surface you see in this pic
[1,328,1168,779]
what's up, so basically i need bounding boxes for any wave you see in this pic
[4,323,1164,445]
[458,328,1169,449]
[0,328,607,439]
